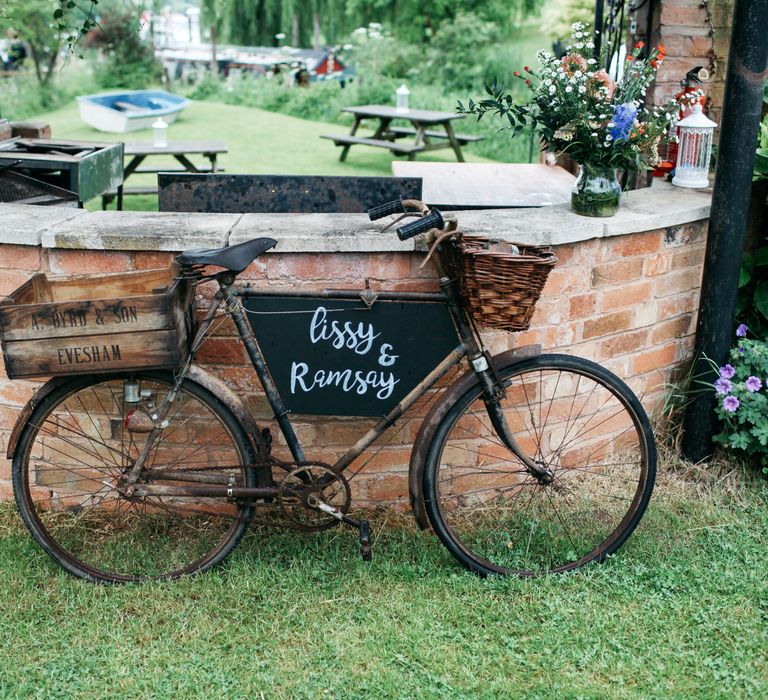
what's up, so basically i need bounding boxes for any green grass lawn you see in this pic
[1,458,766,698]
[35,100,495,212]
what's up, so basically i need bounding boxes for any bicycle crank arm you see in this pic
[483,401,555,484]
[311,499,373,562]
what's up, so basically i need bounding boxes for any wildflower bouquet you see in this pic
[712,324,768,474]
[460,23,680,216]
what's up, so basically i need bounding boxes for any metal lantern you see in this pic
[672,103,717,188]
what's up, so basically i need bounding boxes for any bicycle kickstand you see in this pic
[312,499,373,561]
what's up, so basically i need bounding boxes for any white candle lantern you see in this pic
[152,118,168,148]
[395,83,410,112]
[672,103,717,188]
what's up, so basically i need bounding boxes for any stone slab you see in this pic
[1,179,713,253]
[0,204,87,246]
[40,210,241,251]
[230,213,416,252]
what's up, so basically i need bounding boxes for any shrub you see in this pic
[712,325,768,474]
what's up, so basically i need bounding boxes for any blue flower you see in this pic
[746,376,762,392]
[736,323,748,337]
[609,102,638,142]
[714,378,732,395]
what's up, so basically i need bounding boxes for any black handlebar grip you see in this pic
[367,197,407,220]
[396,209,444,241]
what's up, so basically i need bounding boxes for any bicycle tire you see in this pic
[12,371,256,583]
[423,354,656,577]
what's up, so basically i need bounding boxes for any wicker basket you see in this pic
[453,235,558,332]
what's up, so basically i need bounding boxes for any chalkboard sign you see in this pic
[244,296,458,416]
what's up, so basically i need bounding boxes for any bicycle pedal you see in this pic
[359,519,372,562]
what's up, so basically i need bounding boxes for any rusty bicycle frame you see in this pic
[120,206,553,524]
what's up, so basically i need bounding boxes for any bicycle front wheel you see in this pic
[423,354,656,577]
[12,371,256,583]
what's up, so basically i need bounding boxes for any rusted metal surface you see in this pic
[157,173,422,213]
[407,344,542,530]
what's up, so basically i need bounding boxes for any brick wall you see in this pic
[648,0,732,125]
[0,221,707,506]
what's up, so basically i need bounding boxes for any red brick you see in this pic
[644,253,672,277]
[658,292,699,319]
[582,310,634,340]
[655,268,702,297]
[194,337,249,365]
[660,5,707,27]
[132,251,178,270]
[0,245,41,271]
[0,269,32,296]
[598,329,649,360]
[651,314,694,344]
[367,474,408,502]
[609,231,663,257]
[569,293,597,320]
[591,259,644,287]
[49,250,131,275]
[632,344,678,375]
[671,246,705,270]
[545,267,589,295]
[601,281,653,311]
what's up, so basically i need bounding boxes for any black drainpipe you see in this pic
[681,0,768,462]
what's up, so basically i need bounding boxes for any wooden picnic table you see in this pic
[102,140,228,209]
[321,105,482,162]
[391,162,576,209]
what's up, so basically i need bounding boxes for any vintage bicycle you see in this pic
[1,199,656,583]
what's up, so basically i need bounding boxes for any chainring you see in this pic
[277,464,351,531]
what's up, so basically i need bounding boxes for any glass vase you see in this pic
[571,165,622,217]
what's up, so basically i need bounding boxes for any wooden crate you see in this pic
[0,268,193,379]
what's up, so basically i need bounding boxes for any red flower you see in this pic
[514,71,520,77]
[524,65,531,72]
[626,55,635,62]
[657,43,667,54]
[635,41,645,49]
[525,79,532,86]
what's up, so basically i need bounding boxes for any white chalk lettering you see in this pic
[289,361,399,400]
[309,306,380,355]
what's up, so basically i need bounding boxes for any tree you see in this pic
[0,0,98,86]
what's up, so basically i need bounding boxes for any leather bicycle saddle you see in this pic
[176,237,277,273]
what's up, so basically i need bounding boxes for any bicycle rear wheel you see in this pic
[423,354,656,577]
[12,371,256,583]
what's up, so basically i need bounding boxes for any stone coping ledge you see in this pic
[1,180,711,253]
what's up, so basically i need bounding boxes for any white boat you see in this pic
[76,90,190,133]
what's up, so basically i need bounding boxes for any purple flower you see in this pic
[609,102,638,142]
[736,324,748,338]
[746,376,762,392]
[714,378,732,395]
[720,364,736,379]
[723,395,740,412]
[738,346,745,354]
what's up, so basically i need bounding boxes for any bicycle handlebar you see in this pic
[396,209,444,241]
[367,198,407,221]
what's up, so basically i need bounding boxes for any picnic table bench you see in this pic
[102,140,227,209]
[321,105,482,162]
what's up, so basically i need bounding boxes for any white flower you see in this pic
[549,85,556,95]
[587,58,597,65]
[565,85,573,93]
[579,85,586,93]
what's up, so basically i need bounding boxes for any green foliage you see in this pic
[91,2,162,90]
[2,0,64,86]
[712,330,768,473]
[205,0,545,47]
[736,83,768,334]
